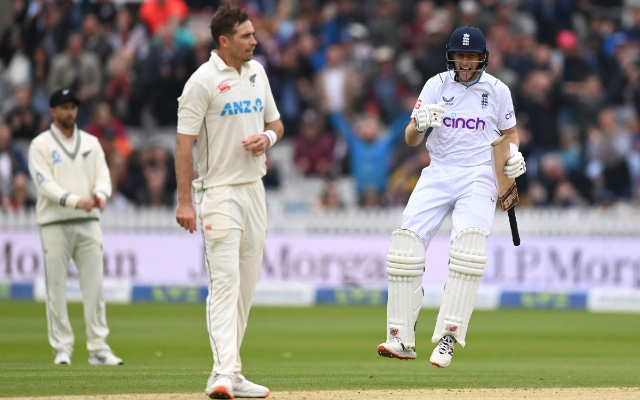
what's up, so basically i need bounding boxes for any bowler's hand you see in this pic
[176,201,197,233]
[242,134,270,157]
[93,194,106,212]
[76,198,95,212]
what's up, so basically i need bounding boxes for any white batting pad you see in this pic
[386,229,426,349]
[432,228,487,347]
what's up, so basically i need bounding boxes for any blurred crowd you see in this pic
[1,0,640,214]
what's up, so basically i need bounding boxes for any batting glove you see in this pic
[415,101,445,133]
[504,143,526,179]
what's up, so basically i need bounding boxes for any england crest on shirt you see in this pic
[481,92,489,109]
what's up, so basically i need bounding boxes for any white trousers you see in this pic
[40,220,111,355]
[402,163,498,248]
[196,180,267,376]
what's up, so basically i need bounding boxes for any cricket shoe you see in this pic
[377,337,416,360]
[233,373,270,398]
[430,335,456,368]
[54,350,71,365]
[88,350,123,365]
[206,375,234,399]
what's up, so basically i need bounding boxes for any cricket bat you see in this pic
[491,134,520,246]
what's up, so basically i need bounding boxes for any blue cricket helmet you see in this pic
[445,26,489,72]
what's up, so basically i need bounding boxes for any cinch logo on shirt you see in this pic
[442,115,486,130]
[220,98,264,116]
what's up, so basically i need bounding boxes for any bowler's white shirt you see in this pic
[412,71,516,167]
[177,51,280,189]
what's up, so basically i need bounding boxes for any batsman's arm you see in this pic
[405,120,426,147]
[175,133,198,233]
[499,125,520,148]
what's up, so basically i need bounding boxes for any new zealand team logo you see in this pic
[442,96,454,106]
[481,92,489,109]
[52,150,61,164]
[249,74,256,86]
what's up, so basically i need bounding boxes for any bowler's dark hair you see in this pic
[210,5,250,48]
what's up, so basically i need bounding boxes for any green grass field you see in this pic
[1,301,639,397]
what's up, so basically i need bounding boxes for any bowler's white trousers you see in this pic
[401,163,499,247]
[196,180,267,376]
[40,220,111,355]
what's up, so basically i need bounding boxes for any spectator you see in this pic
[518,69,560,153]
[29,45,52,120]
[263,158,281,189]
[105,152,135,212]
[103,52,135,124]
[4,172,35,213]
[145,25,187,127]
[270,41,305,136]
[49,33,102,125]
[135,143,176,207]
[81,12,113,65]
[329,109,410,204]
[586,108,633,201]
[90,0,118,30]
[313,180,345,211]
[84,102,132,162]
[139,0,189,35]
[370,46,408,124]
[538,152,585,207]
[4,85,41,140]
[0,123,29,209]
[367,0,400,49]
[293,109,336,177]
[315,43,360,115]
[386,145,430,206]
[108,7,151,61]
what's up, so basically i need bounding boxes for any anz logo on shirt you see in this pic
[220,98,264,116]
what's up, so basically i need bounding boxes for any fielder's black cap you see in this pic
[49,88,80,108]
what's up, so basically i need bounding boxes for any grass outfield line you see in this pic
[0,302,639,397]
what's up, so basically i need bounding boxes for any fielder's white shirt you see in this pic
[177,51,280,189]
[28,124,111,226]
[412,71,516,167]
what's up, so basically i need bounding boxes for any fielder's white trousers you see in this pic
[39,220,111,355]
[401,162,498,247]
[195,180,267,376]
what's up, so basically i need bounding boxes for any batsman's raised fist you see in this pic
[415,101,445,133]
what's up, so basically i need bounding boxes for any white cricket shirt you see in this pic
[28,124,111,226]
[412,71,516,167]
[177,51,280,189]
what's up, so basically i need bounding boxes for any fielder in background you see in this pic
[28,88,123,366]
[377,26,526,368]
[174,5,283,399]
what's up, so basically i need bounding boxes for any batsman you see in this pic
[377,26,526,368]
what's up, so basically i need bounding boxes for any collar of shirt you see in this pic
[210,50,250,73]
[50,123,78,142]
[447,70,489,86]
